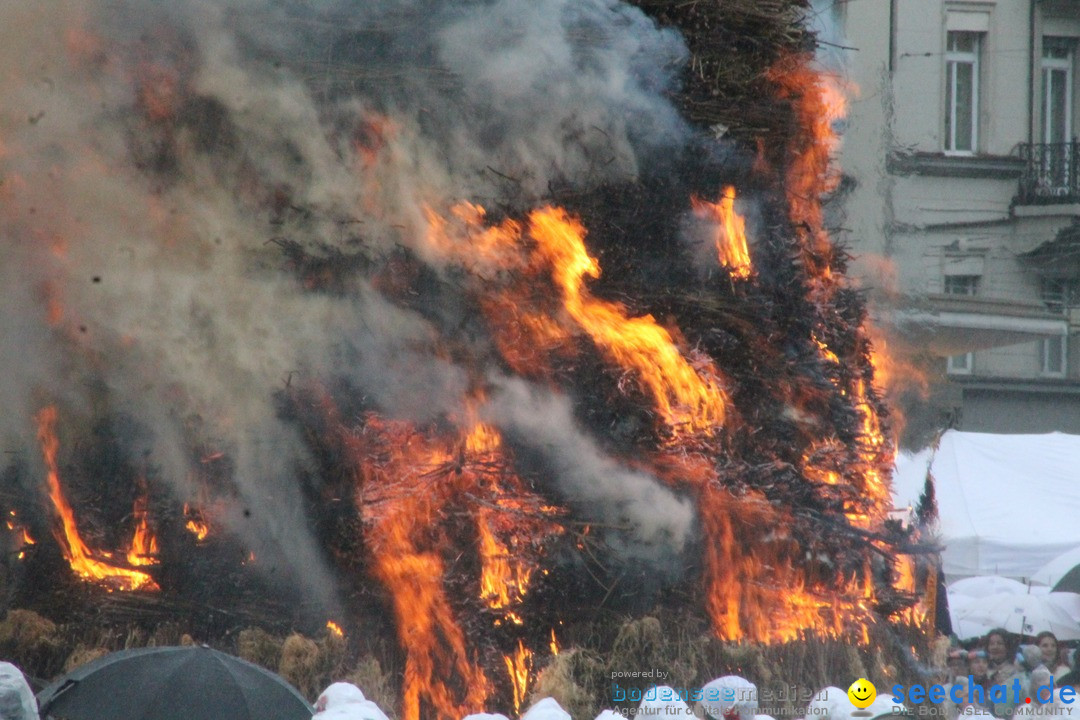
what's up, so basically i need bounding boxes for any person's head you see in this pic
[986,629,1012,664]
[947,649,968,678]
[1037,632,1060,665]
[969,650,989,678]
[1030,666,1055,705]
[1021,644,1045,671]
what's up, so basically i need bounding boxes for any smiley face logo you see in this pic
[848,678,876,709]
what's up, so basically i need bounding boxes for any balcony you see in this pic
[1017,141,1080,205]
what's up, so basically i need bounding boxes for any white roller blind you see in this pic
[942,255,985,276]
[946,11,990,33]
[1043,19,1080,39]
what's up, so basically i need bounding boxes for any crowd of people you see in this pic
[935,629,1080,719]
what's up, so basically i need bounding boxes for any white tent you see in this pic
[892,430,1080,580]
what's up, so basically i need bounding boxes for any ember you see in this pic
[5,511,36,561]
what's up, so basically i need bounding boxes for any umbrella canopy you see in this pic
[952,593,1080,640]
[36,645,312,720]
[1033,546,1080,588]
[637,686,692,717]
[947,592,989,640]
[1054,567,1080,594]
[521,698,571,720]
[1045,592,1080,622]
[949,576,1033,597]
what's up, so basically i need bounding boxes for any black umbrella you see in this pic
[36,645,313,720]
[1054,565,1080,594]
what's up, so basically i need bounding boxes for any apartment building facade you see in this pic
[839,0,1080,438]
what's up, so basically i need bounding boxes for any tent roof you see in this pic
[892,430,1080,580]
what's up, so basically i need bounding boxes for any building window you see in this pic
[947,352,974,374]
[1040,277,1080,313]
[944,274,980,295]
[1042,38,1074,145]
[945,31,981,153]
[1042,335,1067,377]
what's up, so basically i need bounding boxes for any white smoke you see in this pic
[488,377,695,564]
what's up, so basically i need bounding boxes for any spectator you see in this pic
[946,649,968,680]
[700,676,758,720]
[1036,632,1071,682]
[986,629,1020,685]
[985,630,1025,719]
[1054,650,1080,690]
[942,652,970,720]
[1016,644,1046,694]
[964,650,996,716]
[0,662,37,720]
[312,682,389,720]
[1015,666,1055,717]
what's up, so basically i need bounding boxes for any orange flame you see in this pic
[549,628,559,656]
[691,186,752,278]
[865,322,930,446]
[806,337,891,525]
[35,406,158,591]
[478,511,530,626]
[768,56,849,277]
[528,206,728,436]
[326,620,345,638]
[318,379,565,720]
[503,639,532,716]
[183,503,210,541]
[126,490,159,567]
[423,204,729,436]
[356,416,491,720]
[421,197,889,644]
[654,452,876,644]
[769,54,894,525]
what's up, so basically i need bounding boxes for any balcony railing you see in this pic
[1018,141,1080,204]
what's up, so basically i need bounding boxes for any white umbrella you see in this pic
[947,592,985,638]
[521,698,571,720]
[947,591,975,612]
[949,576,1032,597]
[1033,546,1080,588]
[1045,592,1080,623]
[953,616,995,641]
[953,593,1080,640]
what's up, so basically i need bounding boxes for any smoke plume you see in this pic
[0,0,698,604]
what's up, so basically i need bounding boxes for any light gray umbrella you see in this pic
[952,593,1080,640]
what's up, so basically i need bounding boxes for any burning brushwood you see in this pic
[0,0,931,718]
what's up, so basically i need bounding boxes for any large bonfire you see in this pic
[0,1,930,718]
